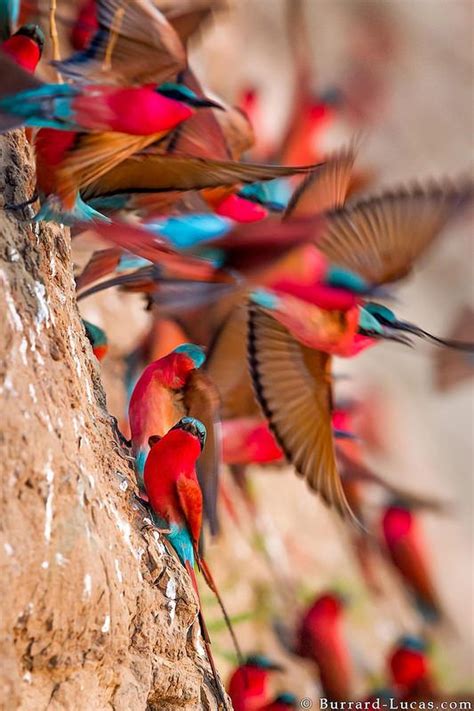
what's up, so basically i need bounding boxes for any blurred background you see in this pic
[76,0,473,699]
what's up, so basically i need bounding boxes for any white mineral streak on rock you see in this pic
[165,577,177,624]
[101,615,111,633]
[1,271,23,332]
[83,574,92,599]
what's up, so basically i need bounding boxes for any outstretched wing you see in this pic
[84,153,323,198]
[55,0,186,86]
[317,178,474,285]
[284,145,357,218]
[206,304,259,419]
[57,131,163,205]
[247,306,351,516]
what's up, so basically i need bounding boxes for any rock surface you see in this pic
[0,131,226,710]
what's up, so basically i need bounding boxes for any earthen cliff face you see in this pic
[0,131,225,710]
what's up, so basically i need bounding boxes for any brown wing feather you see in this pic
[75,248,122,292]
[206,303,259,419]
[58,131,164,204]
[317,178,474,285]
[56,0,186,86]
[84,153,323,198]
[247,306,351,516]
[284,145,357,219]
[183,370,222,535]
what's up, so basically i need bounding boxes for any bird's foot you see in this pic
[5,193,39,211]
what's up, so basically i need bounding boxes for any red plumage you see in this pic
[228,664,273,711]
[382,505,440,619]
[0,34,41,72]
[296,594,354,701]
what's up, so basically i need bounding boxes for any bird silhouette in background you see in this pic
[381,502,442,623]
[296,592,355,702]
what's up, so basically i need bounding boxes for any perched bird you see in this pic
[143,417,233,708]
[259,692,299,711]
[0,22,44,72]
[227,654,283,711]
[82,319,108,361]
[128,343,221,533]
[296,593,354,701]
[381,502,441,622]
[389,636,438,700]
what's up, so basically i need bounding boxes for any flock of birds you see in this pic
[1,0,473,708]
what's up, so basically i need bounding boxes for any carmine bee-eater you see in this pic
[0,23,44,72]
[144,417,238,707]
[259,692,299,711]
[0,79,221,134]
[381,502,441,622]
[222,417,283,467]
[82,319,108,361]
[227,654,283,711]
[389,636,438,700]
[128,343,221,534]
[296,593,354,702]
[245,164,473,516]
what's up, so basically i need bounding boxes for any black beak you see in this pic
[191,97,225,111]
[395,320,474,352]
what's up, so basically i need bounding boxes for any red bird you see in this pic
[296,593,354,701]
[71,0,98,50]
[0,24,44,72]
[228,654,283,711]
[222,417,283,466]
[144,417,237,707]
[389,636,438,700]
[381,503,441,621]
